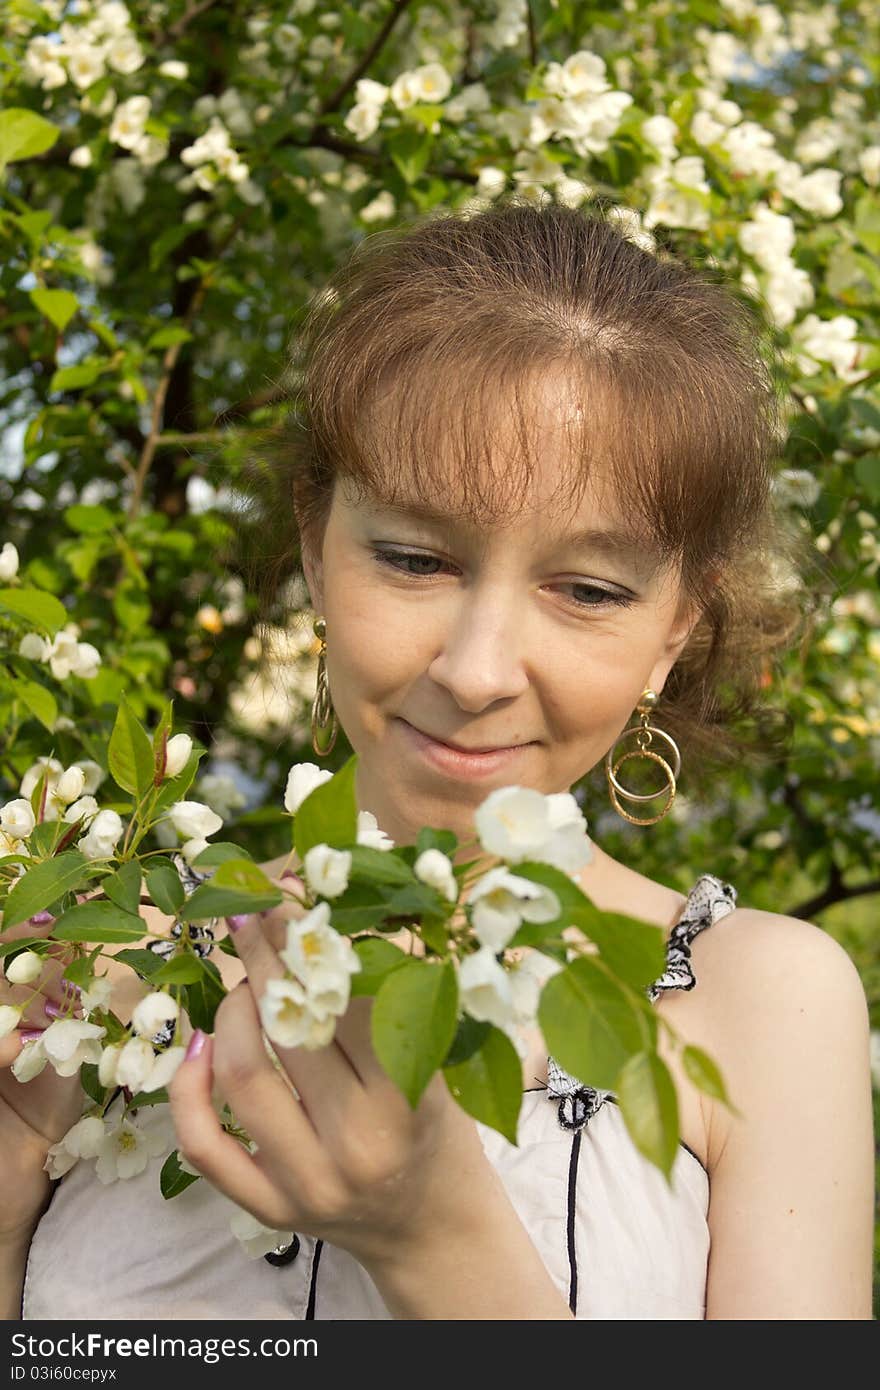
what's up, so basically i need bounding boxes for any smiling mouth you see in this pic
[401,720,535,754]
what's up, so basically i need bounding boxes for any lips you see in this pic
[405,722,528,753]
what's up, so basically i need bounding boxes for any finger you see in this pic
[223,911,364,1114]
[331,995,400,1093]
[168,1030,295,1232]
[210,983,331,1183]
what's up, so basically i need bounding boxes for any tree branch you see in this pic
[790,876,880,921]
[310,0,416,125]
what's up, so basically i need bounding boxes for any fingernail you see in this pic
[44,1000,66,1019]
[62,980,82,997]
[29,912,54,926]
[185,1028,207,1061]
[19,1028,46,1043]
[225,915,249,933]
[281,870,303,884]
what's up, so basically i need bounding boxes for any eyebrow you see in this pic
[364,499,661,570]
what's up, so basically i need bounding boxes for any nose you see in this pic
[426,582,530,712]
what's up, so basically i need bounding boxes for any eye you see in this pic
[369,550,631,611]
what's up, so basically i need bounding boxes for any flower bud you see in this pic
[164,733,193,779]
[55,765,87,804]
[4,951,43,986]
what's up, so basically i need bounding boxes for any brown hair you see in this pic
[232,196,814,797]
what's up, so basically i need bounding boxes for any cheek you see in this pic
[321,565,442,711]
[539,629,653,738]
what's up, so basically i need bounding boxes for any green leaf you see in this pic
[854,454,880,501]
[30,287,78,333]
[160,1149,200,1199]
[387,128,432,185]
[61,947,104,989]
[108,696,155,798]
[78,1064,106,1106]
[189,842,254,868]
[101,861,142,916]
[113,948,165,980]
[145,863,185,916]
[349,937,408,995]
[347,845,414,885]
[372,958,458,1107]
[12,677,57,732]
[682,1044,736,1110]
[444,1024,522,1145]
[180,859,280,921]
[293,754,359,858]
[49,361,105,392]
[182,955,226,1032]
[52,901,147,943]
[443,1014,491,1067]
[113,581,151,633]
[615,1050,680,1181]
[1,850,90,929]
[151,955,206,985]
[538,956,652,1091]
[64,504,117,535]
[415,827,458,858]
[0,587,68,635]
[0,109,60,169]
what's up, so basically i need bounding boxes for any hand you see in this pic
[0,912,88,1244]
[167,878,496,1271]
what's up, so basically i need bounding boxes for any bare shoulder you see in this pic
[683,903,871,1162]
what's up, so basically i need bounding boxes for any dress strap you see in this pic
[546,872,738,1132]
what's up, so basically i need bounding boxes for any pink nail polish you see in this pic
[226,914,249,932]
[19,1028,46,1043]
[62,980,82,997]
[44,1001,65,1019]
[29,912,54,926]
[185,1028,207,1061]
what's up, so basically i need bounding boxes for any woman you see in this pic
[2,201,874,1320]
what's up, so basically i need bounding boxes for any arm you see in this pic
[696,910,875,1319]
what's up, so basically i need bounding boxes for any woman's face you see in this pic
[300,394,699,849]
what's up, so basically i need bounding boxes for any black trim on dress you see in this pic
[566,1131,582,1316]
[305,1238,323,1319]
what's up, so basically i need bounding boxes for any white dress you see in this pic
[20,873,738,1321]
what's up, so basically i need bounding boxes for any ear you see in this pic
[298,522,325,616]
[647,591,701,694]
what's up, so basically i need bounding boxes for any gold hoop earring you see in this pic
[605,688,680,826]
[310,615,338,756]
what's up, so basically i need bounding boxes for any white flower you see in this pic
[0,543,19,581]
[474,785,592,874]
[71,760,106,795]
[195,772,246,820]
[858,145,880,187]
[41,1018,106,1077]
[45,630,81,681]
[163,733,193,778]
[544,50,609,98]
[359,190,396,223]
[159,58,189,79]
[105,33,144,74]
[180,837,211,865]
[12,1036,49,1082]
[468,867,561,952]
[55,765,86,805]
[354,78,388,107]
[94,1116,171,1183]
[772,469,822,508]
[130,991,179,1040]
[114,1036,159,1091]
[738,203,795,272]
[458,947,515,1030]
[791,313,867,383]
[4,951,43,986]
[413,849,458,903]
[356,809,394,850]
[66,41,106,89]
[143,1045,186,1092]
[109,95,151,150]
[0,1004,23,1039]
[642,114,679,161]
[389,69,422,110]
[79,973,113,1017]
[229,1203,295,1259]
[63,794,99,826]
[259,976,337,1050]
[72,641,101,679]
[280,902,361,1014]
[98,1041,122,1086]
[303,844,352,899]
[0,799,36,840]
[781,166,843,218]
[508,949,563,1025]
[18,632,50,660]
[20,757,62,800]
[43,1114,106,1180]
[412,62,452,103]
[77,807,124,860]
[283,762,333,814]
[167,800,223,840]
